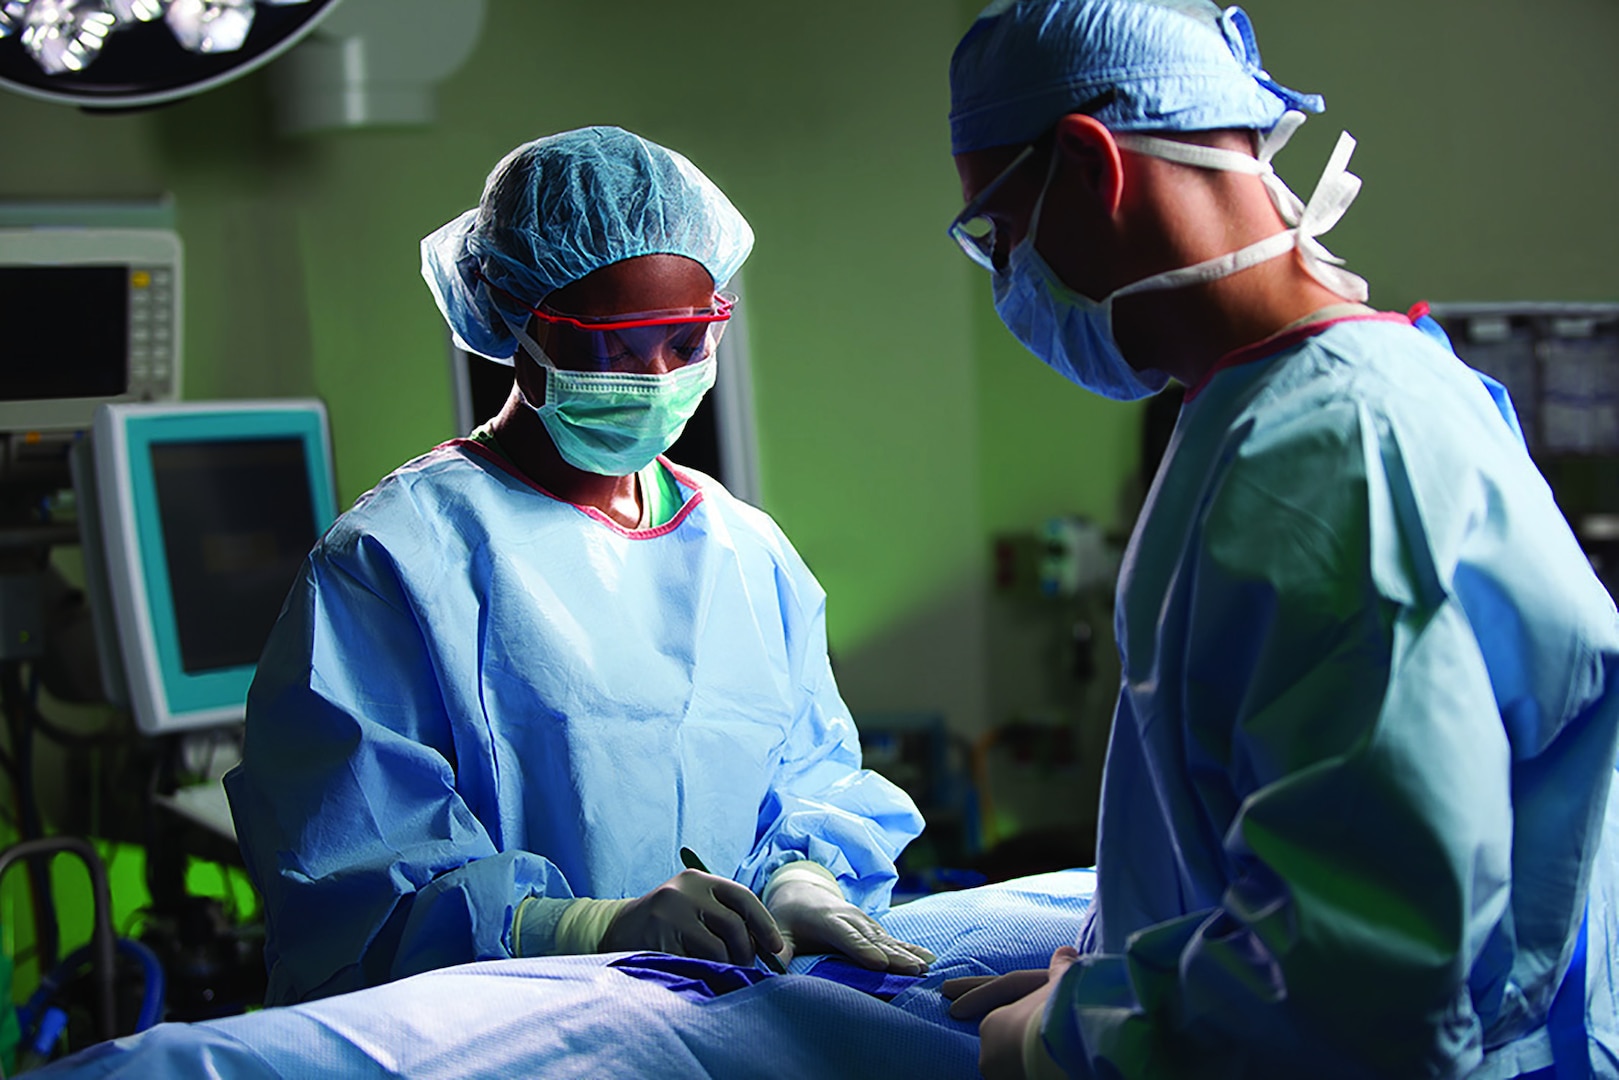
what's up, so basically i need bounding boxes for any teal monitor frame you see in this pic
[88,400,337,735]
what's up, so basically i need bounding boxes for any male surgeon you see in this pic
[939,2,1619,1077]
[226,127,932,1005]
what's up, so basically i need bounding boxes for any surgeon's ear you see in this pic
[1052,113,1125,218]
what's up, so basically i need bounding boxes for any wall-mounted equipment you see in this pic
[74,399,337,736]
[1038,516,1116,600]
[0,0,342,109]
[1430,302,1619,599]
[1429,303,1619,458]
[0,225,181,435]
[268,0,485,135]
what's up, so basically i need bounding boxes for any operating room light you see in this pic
[0,0,312,74]
[164,0,254,54]
[105,0,163,26]
[18,0,116,74]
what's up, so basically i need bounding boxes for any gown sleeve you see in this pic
[733,532,925,912]
[1044,398,1619,1077]
[224,532,576,1005]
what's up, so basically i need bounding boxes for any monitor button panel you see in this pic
[128,264,177,399]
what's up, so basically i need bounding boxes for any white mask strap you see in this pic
[1110,229,1297,301]
[1113,133,1276,176]
[1256,110,1308,165]
[1291,131,1368,302]
[1254,111,1310,225]
[1023,148,1064,257]
[516,328,558,371]
[1109,111,1368,304]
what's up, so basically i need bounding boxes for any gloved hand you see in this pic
[599,869,785,966]
[763,862,936,974]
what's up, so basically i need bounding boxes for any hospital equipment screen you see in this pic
[0,266,128,401]
[149,438,317,674]
[78,400,337,735]
[0,227,181,433]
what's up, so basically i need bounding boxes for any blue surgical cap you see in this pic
[421,126,755,362]
[949,0,1325,154]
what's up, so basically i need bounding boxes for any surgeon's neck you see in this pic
[1112,258,1352,388]
[489,388,642,528]
[1099,149,1358,389]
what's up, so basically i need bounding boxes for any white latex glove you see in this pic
[599,869,784,966]
[762,862,936,974]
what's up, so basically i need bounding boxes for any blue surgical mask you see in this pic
[992,227,1172,402]
[516,332,716,475]
[991,112,1367,401]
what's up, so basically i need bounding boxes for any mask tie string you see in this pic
[1112,110,1368,303]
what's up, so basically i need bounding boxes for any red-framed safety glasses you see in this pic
[527,292,736,373]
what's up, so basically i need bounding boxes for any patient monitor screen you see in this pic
[150,437,317,674]
[0,266,128,400]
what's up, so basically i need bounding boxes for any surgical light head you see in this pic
[421,126,755,365]
[948,0,1325,155]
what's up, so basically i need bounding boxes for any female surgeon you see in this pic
[224,126,933,1006]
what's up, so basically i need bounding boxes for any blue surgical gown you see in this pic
[223,442,923,1005]
[1046,315,1619,1078]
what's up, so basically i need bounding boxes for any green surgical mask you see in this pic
[516,332,716,476]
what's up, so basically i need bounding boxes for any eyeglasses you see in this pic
[946,144,1036,272]
[528,292,735,373]
[946,92,1118,272]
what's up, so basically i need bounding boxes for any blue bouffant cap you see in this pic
[421,126,754,362]
[949,0,1325,154]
